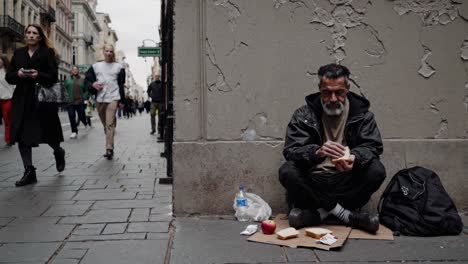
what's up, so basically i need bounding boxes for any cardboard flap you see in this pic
[349,224,394,240]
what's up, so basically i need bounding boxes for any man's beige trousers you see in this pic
[96,101,118,150]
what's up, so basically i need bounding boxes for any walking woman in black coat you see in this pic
[6,24,66,187]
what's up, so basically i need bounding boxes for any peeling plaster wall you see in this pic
[173,0,468,215]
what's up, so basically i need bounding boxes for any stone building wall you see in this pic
[173,0,468,215]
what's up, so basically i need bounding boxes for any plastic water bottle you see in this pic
[235,186,249,222]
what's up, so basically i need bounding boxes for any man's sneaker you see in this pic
[348,212,380,233]
[85,125,90,132]
[69,132,77,139]
[288,208,321,229]
[150,130,156,135]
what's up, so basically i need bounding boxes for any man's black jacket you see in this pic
[283,91,383,170]
[147,80,163,103]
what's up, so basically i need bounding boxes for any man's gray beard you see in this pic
[321,98,345,116]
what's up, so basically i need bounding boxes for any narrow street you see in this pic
[0,113,173,263]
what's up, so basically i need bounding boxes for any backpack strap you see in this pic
[377,167,409,214]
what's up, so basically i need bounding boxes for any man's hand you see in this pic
[93,82,104,90]
[334,154,355,172]
[316,140,346,159]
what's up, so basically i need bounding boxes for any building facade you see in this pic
[0,0,42,57]
[71,0,100,73]
[119,55,144,101]
[94,12,116,61]
[54,0,72,80]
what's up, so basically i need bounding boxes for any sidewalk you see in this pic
[0,114,172,264]
[0,114,466,263]
[169,214,467,263]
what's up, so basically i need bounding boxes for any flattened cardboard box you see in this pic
[248,214,351,250]
[248,214,393,250]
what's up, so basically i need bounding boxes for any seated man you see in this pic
[279,63,386,233]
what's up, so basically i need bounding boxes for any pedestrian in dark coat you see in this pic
[5,24,66,187]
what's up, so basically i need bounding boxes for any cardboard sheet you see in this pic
[248,214,394,250]
[348,224,394,240]
[247,214,352,250]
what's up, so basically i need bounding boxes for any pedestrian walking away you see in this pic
[64,65,89,138]
[279,63,385,233]
[0,56,15,146]
[5,24,66,187]
[147,74,163,140]
[85,44,125,160]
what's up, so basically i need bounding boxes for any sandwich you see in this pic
[305,227,333,239]
[276,227,299,240]
[331,146,351,165]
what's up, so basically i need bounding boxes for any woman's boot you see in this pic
[54,147,66,172]
[15,166,37,187]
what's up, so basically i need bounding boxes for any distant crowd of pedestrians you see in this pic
[0,24,163,187]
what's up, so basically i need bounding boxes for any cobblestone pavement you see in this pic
[0,114,172,264]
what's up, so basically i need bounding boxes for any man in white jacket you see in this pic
[84,44,126,160]
[0,56,15,145]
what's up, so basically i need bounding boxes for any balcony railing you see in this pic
[0,15,25,39]
[84,34,94,46]
[40,5,56,22]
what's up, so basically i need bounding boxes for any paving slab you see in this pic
[147,232,171,240]
[2,185,82,191]
[68,240,167,264]
[68,233,147,241]
[129,208,150,222]
[315,235,468,262]
[50,258,80,264]
[0,203,50,217]
[34,191,78,201]
[0,242,60,262]
[0,220,75,242]
[149,214,173,222]
[151,204,172,214]
[0,217,14,226]
[55,248,88,259]
[73,190,136,200]
[171,217,287,264]
[42,204,91,216]
[92,199,160,209]
[284,247,319,262]
[72,224,106,235]
[102,223,127,234]
[127,222,169,233]
[8,216,61,225]
[60,209,131,224]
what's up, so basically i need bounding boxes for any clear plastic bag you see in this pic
[233,192,272,222]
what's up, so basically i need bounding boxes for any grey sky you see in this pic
[96,0,161,89]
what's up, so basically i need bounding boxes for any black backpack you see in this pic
[378,166,463,236]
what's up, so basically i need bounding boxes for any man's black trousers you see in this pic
[279,159,386,212]
[67,104,87,133]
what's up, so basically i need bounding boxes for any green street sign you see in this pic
[138,46,161,57]
[77,65,89,72]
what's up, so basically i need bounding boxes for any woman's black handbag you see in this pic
[378,166,463,236]
[36,82,70,104]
